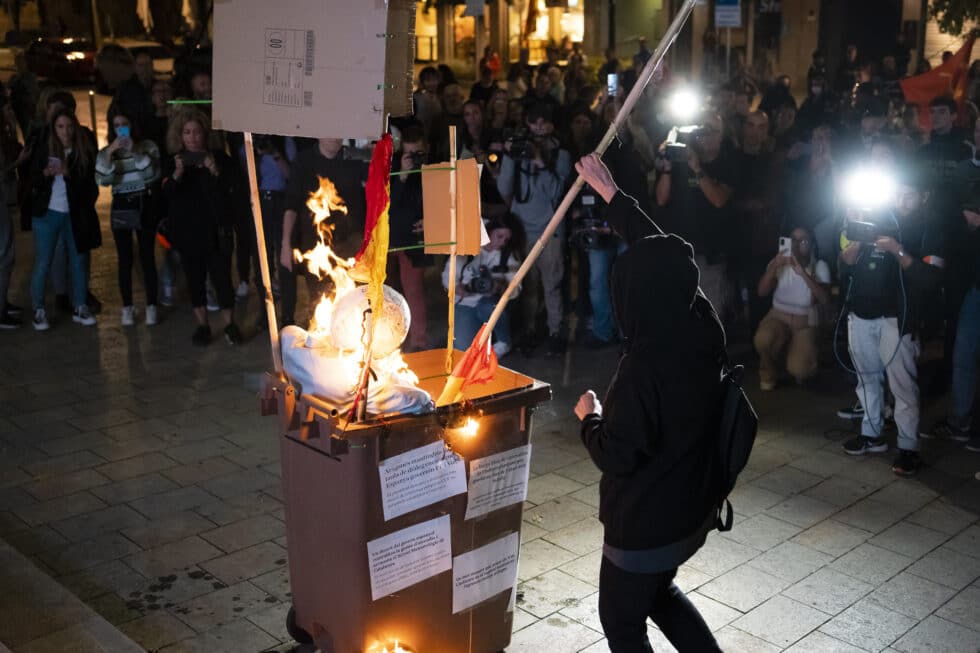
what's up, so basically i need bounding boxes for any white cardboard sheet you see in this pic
[452,532,520,614]
[464,445,532,520]
[379,440,467,521]
[366,515,452,601]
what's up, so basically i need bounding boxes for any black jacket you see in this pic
[581,191,727,551]
[161,150,236,257]
[30,128,101,253]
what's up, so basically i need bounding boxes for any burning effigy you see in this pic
[280,176,434,418]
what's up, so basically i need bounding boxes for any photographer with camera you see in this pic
[839,165,944,476]
[655,112,737,318]
[442,217,521,359]
[496,102,572,355]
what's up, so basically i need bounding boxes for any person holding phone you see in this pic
[161,108,242,346]
[28,108,99,330]
[753,227,831,391]
[95,105,162,327]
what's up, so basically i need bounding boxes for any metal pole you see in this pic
[474,0,699,350]
[726,26,731,79]
[88,90,97,145]
[243,132,284,377]
[445,125,458,373]
[746,0,755,66]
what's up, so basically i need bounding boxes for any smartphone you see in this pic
[116,125,130,139]
[778,236,792,256]
[845,219,878,244]
[47,156,62,175]
[607,73,618,98]
[182,151,206,166]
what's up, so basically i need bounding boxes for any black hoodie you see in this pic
[580,192,727,553]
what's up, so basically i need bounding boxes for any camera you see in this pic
[466,266,495,295]
[506,128,531,159]
[570,192,611,249]
[844,218,898,244]
[665,126,702,163]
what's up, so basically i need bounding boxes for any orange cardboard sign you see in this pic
[421,158,482,256]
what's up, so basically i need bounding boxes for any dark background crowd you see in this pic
[0,35,977,474]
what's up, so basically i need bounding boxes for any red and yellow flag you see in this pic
[355,134,393,321]
[901,35,975,132]
[436,324,498,406]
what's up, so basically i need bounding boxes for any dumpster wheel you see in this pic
[286,606,313,644]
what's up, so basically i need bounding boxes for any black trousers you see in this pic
[112,227,158,306]
[598,556,721,653]
[180,230,235,311]
[278,263,331,327]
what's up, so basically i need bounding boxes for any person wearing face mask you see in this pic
[442,217,521,359]
[796,73,839,134]
[29,108,99,330]
[161,109,242,346]
[95,106,162,327]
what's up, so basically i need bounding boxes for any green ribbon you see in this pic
[388,241,455,253]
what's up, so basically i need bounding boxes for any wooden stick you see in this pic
[445,125,458,373]
[475,0,699,351]
[243,132,283,377]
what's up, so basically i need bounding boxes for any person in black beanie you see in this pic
[574,153,725,652]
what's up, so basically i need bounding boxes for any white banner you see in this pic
[367,515,453,601]
[465,445,532,520]
[379,440,467,521]
[452,532,521,614]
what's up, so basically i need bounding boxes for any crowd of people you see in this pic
[0,40,976,476]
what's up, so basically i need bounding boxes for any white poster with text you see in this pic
[379,440,467,521]
[452,532,520,614]
[464,445,532,520]
[366,515,452,601]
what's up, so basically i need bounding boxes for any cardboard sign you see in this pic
[421,158,483,255]
[213,0,415,139]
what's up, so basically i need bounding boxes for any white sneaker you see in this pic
[492,341,511,358]
[121,305,136,326]
[72,306,97,326]
[145,305,158,326]
[236,281,249,299]
[32,308,49,331]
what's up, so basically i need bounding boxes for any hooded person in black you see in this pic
[574,154,725,652]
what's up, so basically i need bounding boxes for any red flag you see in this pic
[436,324,498,406]
[900,35,975,132]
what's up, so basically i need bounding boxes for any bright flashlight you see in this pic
[843,167,896,209]
[668,88,701,124]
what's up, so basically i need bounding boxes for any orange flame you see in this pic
[293,177,419,401]
[367,640,412,653]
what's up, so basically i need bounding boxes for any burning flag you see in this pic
[436,324,498,406]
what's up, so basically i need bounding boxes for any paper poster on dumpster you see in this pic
[379,440,467,521]
[367,515,452,601]
[464,445,532,520]
[452,531,520,614]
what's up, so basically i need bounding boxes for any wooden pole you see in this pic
[473,0,699,351]
[243,132,283,377]
[445,125,458,373]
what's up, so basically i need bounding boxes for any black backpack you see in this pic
[714,363,759,532]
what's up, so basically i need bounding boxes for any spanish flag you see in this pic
[436,324,498,406]
[355,134,393,324]
[901,35,975,132]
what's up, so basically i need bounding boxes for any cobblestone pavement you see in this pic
[2,190,980,652]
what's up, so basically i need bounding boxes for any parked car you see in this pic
[24,37,96,84]
[95,38,175,93]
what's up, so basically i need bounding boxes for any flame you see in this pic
[294,177,419,403]
[368,641,411,653]
[455,417,479,438]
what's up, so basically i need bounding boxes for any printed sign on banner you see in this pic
[452,532,520,614]
[715,0,742,28]
[379,440,467,521]
[367,515,452,601]
[464,445,532,520]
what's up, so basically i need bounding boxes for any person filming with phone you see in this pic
[95,105,162,327]
[753,227,830,391]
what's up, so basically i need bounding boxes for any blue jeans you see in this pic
[588,244,619,342]
[454,297,511,349]
[31,210,86,310]
[951,287,980,429]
